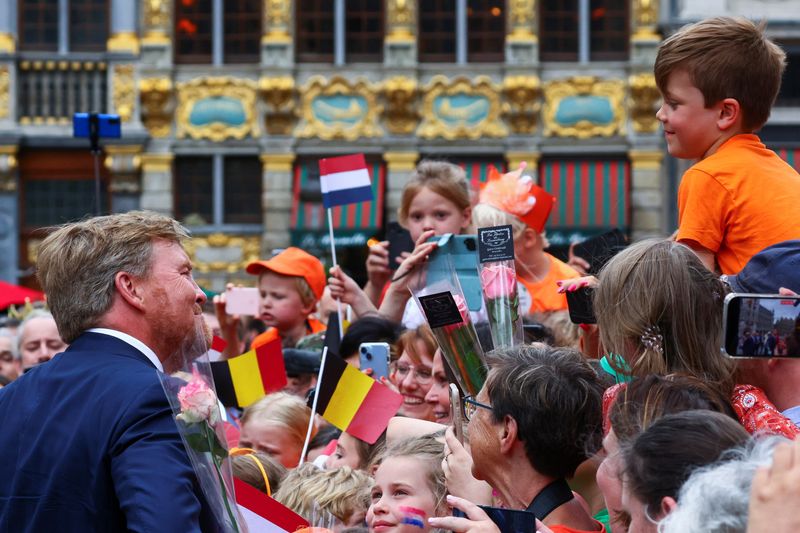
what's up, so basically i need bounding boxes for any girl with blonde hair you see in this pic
[238,392,317,468]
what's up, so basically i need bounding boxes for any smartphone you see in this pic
[73,112,122,139]
[723,293,800,357]
[572,229,628,275]
[386,221,415,271]
[359,342,391,380]
[225,287,260,316]
[566,287,596,324]
[449,383,464,444]
[425,234,482,311]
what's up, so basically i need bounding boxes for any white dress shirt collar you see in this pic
[86,328,164,372]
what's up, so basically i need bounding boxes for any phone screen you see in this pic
[449,384,464,444]
[566,287,596,325]
[723,294,800,357]
[225,287,260,316]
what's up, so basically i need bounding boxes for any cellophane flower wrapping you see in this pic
[409,253,487,396]
[479,261,523,349]
[158,320,243,532]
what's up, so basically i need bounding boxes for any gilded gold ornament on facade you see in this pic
[629,73,661,133]
[183,233,262,274]
[112,64,136,123]
[139,77,173,138]
[297,76,382,141]
[176,77,259,141]
[418,76,507,140]
[543,76,625,139]
[259,76,296,135]
[381,76,419,135]
[502,75,542,134]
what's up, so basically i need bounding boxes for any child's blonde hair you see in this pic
[594,239,735,394]
[259,271,317,308]
[240,392,317,450]
[373,434,447,514]
[655,16,786,131]
[274,463,373,524]
[398,161,471,226]
[231,451,287,495]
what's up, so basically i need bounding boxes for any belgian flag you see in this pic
[311,353,403,444]
[211,338,287,408]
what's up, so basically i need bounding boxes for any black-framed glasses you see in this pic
[463,395,493,421]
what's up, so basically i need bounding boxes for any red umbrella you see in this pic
[0,280,45,309]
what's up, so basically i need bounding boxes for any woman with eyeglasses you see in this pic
[389,325,438,422]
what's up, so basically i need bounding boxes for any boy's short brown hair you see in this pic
[655,17,786,131]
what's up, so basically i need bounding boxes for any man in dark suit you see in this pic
[0,211,221,531]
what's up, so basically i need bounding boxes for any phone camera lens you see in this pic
[366,353,373,361]
[360,347,367,354]
[465,238,476,251]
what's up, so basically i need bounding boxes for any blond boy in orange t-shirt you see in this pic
[655,17,800,274]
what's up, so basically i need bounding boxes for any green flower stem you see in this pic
[433,324,487,396]
[486,295,521,348]
[204,424,239,533]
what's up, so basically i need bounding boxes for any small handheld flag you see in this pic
[211,338,287,408]
[319,153,373,209]
[234,478,309,533]
[309,353,403,444]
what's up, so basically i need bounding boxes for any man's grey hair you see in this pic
[658,436,786,533]
[0,327,18,359]
[16,309,57,354]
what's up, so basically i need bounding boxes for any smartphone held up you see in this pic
[723,293,800,357]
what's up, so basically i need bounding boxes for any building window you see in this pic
[419,0,505,64]
[540,0,628,62]
[419,0,457,62]
[294,0,385,64]
[776,42,800,107]
[345,0,384,62]
[174,0,261,64]
[467,0,505,62]
[19,0,108,53]
[295,0,335,62]
[174,155,262,229]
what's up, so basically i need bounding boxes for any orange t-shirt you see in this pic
[517,253,580,314]
[251,317,326,349]
[676,134,800,274]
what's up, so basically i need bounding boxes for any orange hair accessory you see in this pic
[230,447,272,496]
[479,162,556,233]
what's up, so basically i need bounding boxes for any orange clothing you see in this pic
[251,317,326,350]
[518,253,580,314]
[676,134,800,274]
[550,523,606,533]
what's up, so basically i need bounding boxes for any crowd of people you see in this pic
[1,14,800,533]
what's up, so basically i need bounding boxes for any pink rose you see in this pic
[452,294,470,324]
[480,265,517,299]
[177,372,219,424]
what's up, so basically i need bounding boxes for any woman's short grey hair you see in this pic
[0,327,18,359]
[658,436,787,533]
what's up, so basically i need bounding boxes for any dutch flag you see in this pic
[319,153,374,209]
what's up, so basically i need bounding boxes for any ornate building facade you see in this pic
[0,0,797,288]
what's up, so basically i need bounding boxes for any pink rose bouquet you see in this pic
[479,263,523,348]
[435,294,487,395]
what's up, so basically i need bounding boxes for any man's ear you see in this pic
[499,414,518,455]
[115,271,146,312]
[717,97,741,131]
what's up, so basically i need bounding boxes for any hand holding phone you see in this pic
[359,342,391,380]
[225,287,260,316]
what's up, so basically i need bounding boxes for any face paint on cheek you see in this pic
[399,506,427,529]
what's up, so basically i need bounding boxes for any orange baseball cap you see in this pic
[245,247,326,301]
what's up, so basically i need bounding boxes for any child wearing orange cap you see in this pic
[216,247,327,358]
[472,163,580,314]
